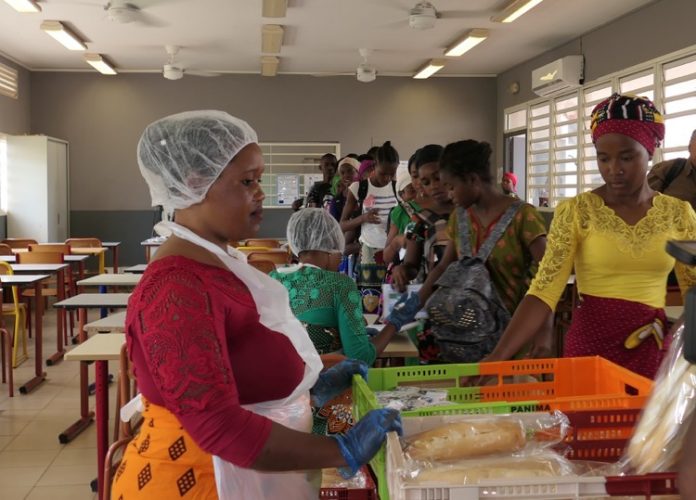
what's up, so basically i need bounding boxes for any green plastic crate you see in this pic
[353,357,652,500]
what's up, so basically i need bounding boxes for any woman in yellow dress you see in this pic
[486,94,696,379]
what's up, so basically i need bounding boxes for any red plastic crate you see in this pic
[319,465,378,500]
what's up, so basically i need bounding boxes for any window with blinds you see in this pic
[0,62,18,100]
[259,142,340,208]
[0,135,6,212]
[506,47,696,207]
[662,54,696,160]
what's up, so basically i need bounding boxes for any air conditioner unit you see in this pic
[531,55,584,97]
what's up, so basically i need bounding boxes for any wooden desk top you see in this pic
[0,274,50,285]
[85,311,127,333]
[380,334,419,358]
[11,263,70,272]
[123,264,148,274]
[77,273,141,287]
[64,333,125,362]
[54,293,131,309]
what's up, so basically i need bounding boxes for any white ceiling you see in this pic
[0,0,657,77]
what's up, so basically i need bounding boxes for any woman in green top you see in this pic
[271,208,418,364]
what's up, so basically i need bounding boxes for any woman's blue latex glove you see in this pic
[385,291,421,330]
[310,359,368,408]
[334,408,402,478]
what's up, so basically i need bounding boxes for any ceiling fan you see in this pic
[162,45,220,80]
[381,1,483,30]
[356,48,377,83]
[103,0,167,27]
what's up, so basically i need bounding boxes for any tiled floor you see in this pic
[0,307,118,500]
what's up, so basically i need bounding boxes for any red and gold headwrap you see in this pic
[590,93,665,157]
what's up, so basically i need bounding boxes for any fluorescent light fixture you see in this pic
[491,0,543,23]
[40,20,87,51]
[413,58,446,79]
[3,0,41,12]
[262,0,287,18]
[261,24,284,54]
[261,56,279,77]
[84,53,117,75]
[445,29,489,57]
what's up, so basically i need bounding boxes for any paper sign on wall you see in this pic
[302,174,324,197]
[276,174,299,206]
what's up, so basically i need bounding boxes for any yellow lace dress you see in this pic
[527,191,696,378]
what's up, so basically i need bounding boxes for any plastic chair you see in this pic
[113,343,140,441]
[29,243,72,254]
[0,262,28,368]
[104,343,140,500]
[244,238,281,248]
[0,244,13,255]
[1,238,37,250]
[246,250,291,265]
[65,237,105,274]
[0,294,13,396]
[17,251,73,342]
[103,436,133,500]
[248,260,277,274]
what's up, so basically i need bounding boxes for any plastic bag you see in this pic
[375,386,454,412]
[213,395,321,499]
[321,467,368,489]
[402,412,569,463]
[401,449,576,485]
[622,322,696,473]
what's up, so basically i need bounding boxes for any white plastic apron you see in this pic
[155,222,324,500]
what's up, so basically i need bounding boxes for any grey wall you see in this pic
[494,0,696,169]
[30,72,497,264]
[497,0,696,112]
[0,54,30,135]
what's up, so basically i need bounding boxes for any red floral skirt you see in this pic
[564,294,668,379]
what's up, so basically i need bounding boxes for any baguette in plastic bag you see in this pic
[623,322,696,473]
[403,450,575,485]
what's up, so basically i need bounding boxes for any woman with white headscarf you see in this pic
[113,111,405,499]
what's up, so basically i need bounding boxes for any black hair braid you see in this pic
[440,140,493,183]
[415,144,444,169]
[377,140,399,166]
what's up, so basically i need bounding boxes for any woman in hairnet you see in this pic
[272,209,415,436]
[272,209,412,365]
[113,111,414,500]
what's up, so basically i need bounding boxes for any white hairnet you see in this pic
[287,208,345,256]
[395,164,412,201]
[137,110,258,211]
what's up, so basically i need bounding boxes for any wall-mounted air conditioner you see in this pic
[531,55,584,97]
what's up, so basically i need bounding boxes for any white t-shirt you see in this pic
[348,180,398,249]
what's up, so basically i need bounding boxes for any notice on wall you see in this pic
[302,174,324,198]
[276,174,299,206]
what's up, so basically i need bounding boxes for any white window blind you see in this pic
[259,142,340,208]
[662,54,696,160]
[507,46,696,207]
[0,62,18,100]
[582,83,613,192]
[527,103,551,205]
[0,135,7,212]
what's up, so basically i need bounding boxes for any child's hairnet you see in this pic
[287,208,345,256]
[137,110,258,210]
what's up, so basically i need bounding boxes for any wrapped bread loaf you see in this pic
[404,453,570,485]
[406,419,526,462]
[624,323,696,473]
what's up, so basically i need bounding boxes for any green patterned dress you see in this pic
[271,264,376,434]
[271,265,376,364]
